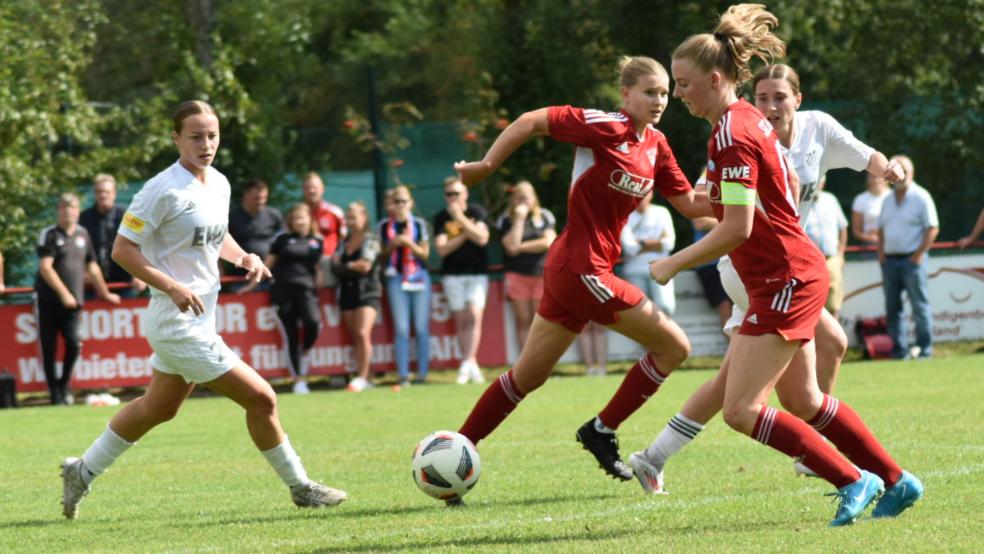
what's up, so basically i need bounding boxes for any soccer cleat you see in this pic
[575,419,633,481]
[292,380,310,394]
[290,481,348,508]
[828,470,884,527]
[444,496,466,507]
[794,460,819,478]
[872,470,924,518]
[628,451,667,495]
[60,457,91,520]
[468,362,485,384]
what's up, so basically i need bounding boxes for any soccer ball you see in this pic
[411,431,481,501]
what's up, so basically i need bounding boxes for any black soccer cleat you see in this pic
[576,419,633,481]
[444,496,466,507]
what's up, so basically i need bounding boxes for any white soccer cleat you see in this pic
[292,380,310,395]
[60,457,91,519]
[290,481,347,508]
[793,460,819,478]
[628,452,667,495]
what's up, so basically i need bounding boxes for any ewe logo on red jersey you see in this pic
[722,166,750,180]
[608,169,653,198]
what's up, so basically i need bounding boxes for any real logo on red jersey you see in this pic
[608,169,654,198]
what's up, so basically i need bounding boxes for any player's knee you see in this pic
[147,399,182,424]
[250,387,278,415]
[722,403,757,434]
[779,394,820,420]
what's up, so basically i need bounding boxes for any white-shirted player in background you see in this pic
[59,100,346,520]
[631,61,911,492]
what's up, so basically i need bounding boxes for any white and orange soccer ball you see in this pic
[411,431,481,501]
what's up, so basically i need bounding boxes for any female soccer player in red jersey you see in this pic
[645,4,922,526]
[452,56,710,487]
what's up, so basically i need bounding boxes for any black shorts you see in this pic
[696,264,730,309]
[339,290,380,312]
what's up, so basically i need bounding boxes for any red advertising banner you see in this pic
[1,283,508,393]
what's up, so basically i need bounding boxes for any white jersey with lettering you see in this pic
[118,161,231,297]
[784,110,874,227]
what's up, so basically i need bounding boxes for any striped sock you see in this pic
[753,406,860,488]
[458,370,525,445]
[597,353,667,430]
[807,395,904,486]
[644,413,704,466]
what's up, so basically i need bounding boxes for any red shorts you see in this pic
[739,275,828,342]
[504,272,544,301]
[537,266,645,333]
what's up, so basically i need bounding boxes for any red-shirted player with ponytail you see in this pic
[646,4,922,526]
[452,56,711,494]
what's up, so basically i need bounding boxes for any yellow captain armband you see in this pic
[721,181,756,206]
[122,212,146,233]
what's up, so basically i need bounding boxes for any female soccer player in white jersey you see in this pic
[59,101,346,520]
[450,56,712,495]
[643,5,921,526]
[633,62,911,487]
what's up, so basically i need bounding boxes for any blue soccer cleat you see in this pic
[872,470,924,519]
[829,470,884,527]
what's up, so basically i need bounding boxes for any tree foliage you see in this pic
[1,0,981,286]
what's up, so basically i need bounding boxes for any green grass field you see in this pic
[1,355,982,553]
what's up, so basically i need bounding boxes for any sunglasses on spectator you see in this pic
[392,198,409,204]
[444,190,460,197]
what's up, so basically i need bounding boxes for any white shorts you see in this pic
[442,274,489,312]
[717,256,750,337]
[146,292,241,383]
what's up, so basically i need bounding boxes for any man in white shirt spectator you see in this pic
[620,190,676,315]
[878,155,938,359]
[803,178,848,316]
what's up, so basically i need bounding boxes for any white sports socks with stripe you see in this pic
[644,413,705,466]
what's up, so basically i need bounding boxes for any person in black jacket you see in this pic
[255,203,323,394]
[332,201,382,392]
[79,174,146,297]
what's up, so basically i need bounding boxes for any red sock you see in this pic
[807,395,903,486]
[458,370,525,445]
[754,406,860,488]
[597,353,666,430]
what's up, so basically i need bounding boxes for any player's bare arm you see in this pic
[454,108,550,186]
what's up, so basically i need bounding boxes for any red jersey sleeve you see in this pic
[714,142,760,203]
[547,106,628,148]
[652,133,692,199]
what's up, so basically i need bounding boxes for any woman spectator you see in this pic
[496,181,556,349]
[259,203,324,395]
[378,186,432,387]
[332,202,382,392]
[620,189,677,316]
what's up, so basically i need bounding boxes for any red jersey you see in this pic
[311,199,346,255]
[704,100,825,296]
[545,106,692,274]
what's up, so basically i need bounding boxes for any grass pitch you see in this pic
[1,355,982,553]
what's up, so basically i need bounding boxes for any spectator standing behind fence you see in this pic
[878,155,938,360]
[957,206,984,250]
[803,178,848,316]
[303,172,346,288]
[332,202,382,392]
[620,189,676,315]
[0,250,5,295]
[434,176,491,385]
[496,181,557,349]
[35,193,121,405]
[228,178,284,291]
[79,174,146,297]
[246,203,323,394]
[851,173,890,250]
[379,186,431,387]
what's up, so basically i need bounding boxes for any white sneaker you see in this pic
[290,480,347,508]
[292,381,310,395]
[628,451,667,495]
[346,377,367,392]
[468,362,485,384]
[793,460,819,478]
[455,363,470,385]
[60,457,91,519]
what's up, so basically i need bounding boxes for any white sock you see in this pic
[593,416,615,434]
[80,425,135,485]
[261,436,310,488]
[644,413,704,467]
